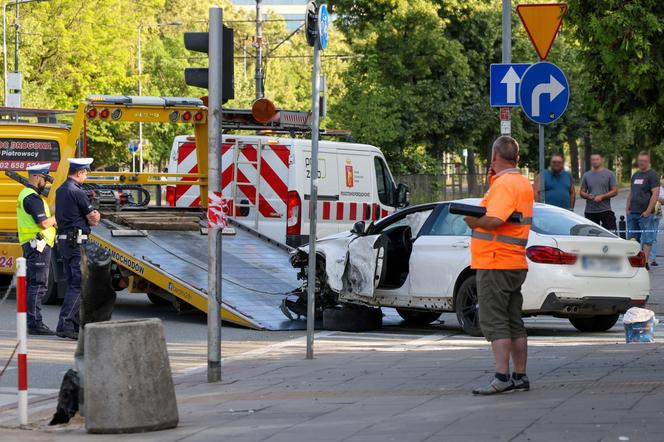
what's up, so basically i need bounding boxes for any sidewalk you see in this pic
[1,329,664,441]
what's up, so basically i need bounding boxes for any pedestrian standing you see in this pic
[54,158,101,340]
[463,136,534,395]
[649,179,664,266]
[626,151,660,270]
[579,153,618,231]
[533,153,575,210]
[16,164,57,335]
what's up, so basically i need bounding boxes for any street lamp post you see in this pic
[3,0,46,106]
[136,21,182,172]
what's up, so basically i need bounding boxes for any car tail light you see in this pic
[87,108,97,119]
[99,108,110,119]
[526,246,577,265]
[166,186,176,207]
[286,191,301,235]
[194,111,204,122]
[628,251,647,268]
[181,111,192,122]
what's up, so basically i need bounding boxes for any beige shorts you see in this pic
[476,269,528,342]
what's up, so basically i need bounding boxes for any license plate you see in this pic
[582,256,622,272]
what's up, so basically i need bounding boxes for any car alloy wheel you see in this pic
[455,275,483,337]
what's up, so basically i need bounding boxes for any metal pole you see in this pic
[501,0,511,136]
[137,26,143,173]
[3,3,7,104]
[13,0,17,72]
[207,6,223,383]
[306,36,321,361]
[255,0,263,99]
[538,123,545,203]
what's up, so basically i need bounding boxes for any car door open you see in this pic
[344,233,388,297]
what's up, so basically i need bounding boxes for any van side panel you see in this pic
[299,147,340,240]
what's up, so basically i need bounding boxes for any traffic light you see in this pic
[184,27,234,103]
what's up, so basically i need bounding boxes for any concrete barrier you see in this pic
[84,318,178,433]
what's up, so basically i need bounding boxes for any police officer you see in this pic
[55,158,100,340]
[17,164,57,335]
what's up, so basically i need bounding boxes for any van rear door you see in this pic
[372,154,398,220]
[222,137,291,244]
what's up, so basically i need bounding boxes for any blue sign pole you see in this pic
[518,61,570,203]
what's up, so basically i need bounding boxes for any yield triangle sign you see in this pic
[517,3,568,60]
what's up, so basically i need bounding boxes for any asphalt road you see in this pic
[0,290,305,397]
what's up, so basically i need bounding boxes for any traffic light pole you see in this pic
[306,36,321,361]
[207,6,223,383]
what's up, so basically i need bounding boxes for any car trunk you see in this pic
[553,236,641,278]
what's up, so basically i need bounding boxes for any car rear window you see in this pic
[532,207,615,237]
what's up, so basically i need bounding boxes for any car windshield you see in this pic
[532,207,615,238]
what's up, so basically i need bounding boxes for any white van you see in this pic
[166,135,409,247]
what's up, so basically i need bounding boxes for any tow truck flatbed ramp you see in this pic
[90,221,306,331]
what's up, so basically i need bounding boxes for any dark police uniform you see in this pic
[55,177,95,334]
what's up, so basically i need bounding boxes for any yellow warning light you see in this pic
[251,98,277,124]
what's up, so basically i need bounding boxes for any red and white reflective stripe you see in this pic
[173,142,290,221]
[305,200,395,223]
[16,257,27,425]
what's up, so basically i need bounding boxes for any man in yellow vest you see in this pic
[17,164,57,335]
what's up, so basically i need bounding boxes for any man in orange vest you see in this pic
[464,136,534,395]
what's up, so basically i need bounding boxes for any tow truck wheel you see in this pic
[322,305,382,332]
[569,314,620,332]
[454,275,483,337]
[44,267,65,305]
[396,308,442,326]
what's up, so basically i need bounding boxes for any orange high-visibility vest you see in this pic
[470,169,534,270]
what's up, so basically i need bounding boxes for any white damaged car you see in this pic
[281,199,650,335]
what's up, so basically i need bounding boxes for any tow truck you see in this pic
[0,95,314,330]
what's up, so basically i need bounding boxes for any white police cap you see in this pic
[26,164,51,175]
[67,157,94,171]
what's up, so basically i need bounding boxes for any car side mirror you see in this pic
[395,183,410,208]
[351,221,366,235]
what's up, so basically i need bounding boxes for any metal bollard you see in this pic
[619,215,627,239]
[16,257,28,425]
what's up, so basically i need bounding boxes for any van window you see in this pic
[374,157,393,206]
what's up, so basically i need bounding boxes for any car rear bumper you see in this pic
[527,292,649,316]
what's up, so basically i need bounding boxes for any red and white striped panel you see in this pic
[302,200,394,223]
[174,141,290,221]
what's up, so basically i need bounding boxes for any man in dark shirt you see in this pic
[17,164,57,335]
[54,158,101,339]
[627,151,660,267]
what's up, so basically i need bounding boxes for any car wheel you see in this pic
[396,308,442,326]
[322,304,382,332]
[455,275,483,337]
[43,268,66,305]
[569,314,620,332]
[147,293,171,306]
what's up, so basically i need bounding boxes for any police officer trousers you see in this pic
[57,239,82,333]
[21,243,51,329]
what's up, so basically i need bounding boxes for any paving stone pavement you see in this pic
[1,327,664,441]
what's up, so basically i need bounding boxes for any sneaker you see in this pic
[28,324,55,336]
[472,376,514,395]
[651,261,659,267]
[510,374,530,392]
[56,330,79,340]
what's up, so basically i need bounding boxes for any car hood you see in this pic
[294,230,358,292]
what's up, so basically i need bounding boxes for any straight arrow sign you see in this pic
[500,67,521,104]
[531,75,565,117]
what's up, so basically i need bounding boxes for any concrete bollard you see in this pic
[84,318,178,433]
